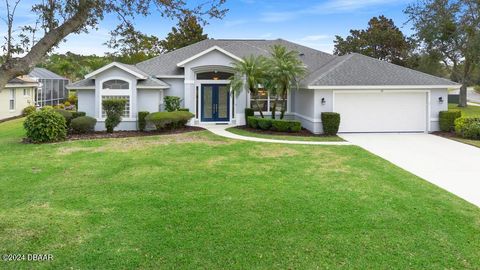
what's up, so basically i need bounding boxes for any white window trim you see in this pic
[248,90,290,114]
[98,77,135,121]
[9,89,15,111]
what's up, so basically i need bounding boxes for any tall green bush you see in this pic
[455,117,480,139]
[321,112,341,135]
[439,110,462,132]
[102,99,127,133]
[23,108,67,143]
[138,111,150,131]
[245,108,255,125]
[22,105,36,116]
[164,96,181,112]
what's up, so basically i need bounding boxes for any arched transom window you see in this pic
[102,79,129,89]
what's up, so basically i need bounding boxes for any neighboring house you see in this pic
[67,39,460,133]
[29,68,70,107]
[0,76,38,120]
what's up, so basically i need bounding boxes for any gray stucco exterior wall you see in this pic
[77,90,95,117]
[162,78,185,107]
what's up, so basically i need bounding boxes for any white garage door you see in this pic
[333,91,428,133]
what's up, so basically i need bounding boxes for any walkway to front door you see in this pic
[201,84,230,122]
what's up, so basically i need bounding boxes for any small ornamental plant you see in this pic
[102,99,127,133]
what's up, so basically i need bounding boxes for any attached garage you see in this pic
[333,91,429,133]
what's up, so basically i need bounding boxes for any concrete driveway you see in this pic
[340,133,480,207]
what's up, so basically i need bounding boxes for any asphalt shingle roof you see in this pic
[66,78,95,89]
[137,77,169,88]
[29,67,67,80]
[134,39,456,87]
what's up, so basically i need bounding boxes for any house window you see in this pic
[102,80,129,89]
[101,96,130,118]
[9,89,15,110]
[23,89,27,96]
[250,89,288,113]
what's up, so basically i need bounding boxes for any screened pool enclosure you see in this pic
[29,68,70,107]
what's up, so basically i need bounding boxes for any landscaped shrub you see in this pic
[164,96,181,112]
[72,111,86,119]
[70,116,97,134]
[463,122,480,140]
[321,112,340,135]
[272,119,302,132]
[145,111,194,130]
[138,111,150,131]
[67,92,78,105]
[102,99,127,133]
[23,108,67,143]
[455,117,480,139]
[474,85,480,94]
[245,108,255,125]
[248,116,258,129]
[178,108,189,112]
[64,101,71,107]
[22,105,36,116]
[257,118,272,130]
[55,109,73,127]
[439,110,462,132]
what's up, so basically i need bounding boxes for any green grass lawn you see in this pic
[226,127,343,142]
[449,103,480,117]
[1,119,480,269]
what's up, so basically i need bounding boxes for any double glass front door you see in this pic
[201,84,230,122]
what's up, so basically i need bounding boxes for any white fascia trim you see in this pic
[5,83,38,88]
[137,86,169,89]
[85,62,148,79]
[307,85,461,90]
[156,75,185,79]
[66,86,94,90]
[176,46,243,67]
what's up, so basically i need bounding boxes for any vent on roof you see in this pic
[299,53,305,57]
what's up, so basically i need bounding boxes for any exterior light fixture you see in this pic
[438,97,444,104]
[321,98,326,105]
[213,76,219,80]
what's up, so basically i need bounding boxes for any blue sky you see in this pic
[1,0,415,55]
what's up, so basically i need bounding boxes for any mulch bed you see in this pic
[23,126,205,144]
[233,125,329,137]
[431,131,458,139]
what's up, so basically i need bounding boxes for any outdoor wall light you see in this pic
[321,98,326,105]
[438,97,444,104]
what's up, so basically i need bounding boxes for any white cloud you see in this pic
[261,0,406,22]
[301,35,330,41]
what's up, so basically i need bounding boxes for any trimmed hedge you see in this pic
[72,111,86,119]
[248,116,258,129]
[245,108,255,125]
[23,108,67,143]
[138,111,150,131]
[321,112,340,135]
[22,105,36,116]
[455,117,480,139]
[247,116,301,133]
[178,108,189,112]
[439,110,462,132]
[55,109,73,127]
[145,111,194,130]
[71,116,97,134]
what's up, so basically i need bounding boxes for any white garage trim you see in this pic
[308,85,459,90]
[332,90,431,133]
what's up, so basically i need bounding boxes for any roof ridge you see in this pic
[311,54,354,82]
[351,53,456,84]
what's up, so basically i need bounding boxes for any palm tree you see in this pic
[230,55,267,118]
[268,45,307,119]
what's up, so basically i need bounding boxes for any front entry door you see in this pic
[201,84,230,122]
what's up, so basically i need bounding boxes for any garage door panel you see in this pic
[334,92,427,133]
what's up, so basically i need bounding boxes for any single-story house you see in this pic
[67,39,460,133]
[0,76,38,120]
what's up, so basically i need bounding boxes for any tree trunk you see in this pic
[0,0,90,90]
[271,96,278,119]
[459,84,468,107]
[280,88,288,119]
[253,99,264,118]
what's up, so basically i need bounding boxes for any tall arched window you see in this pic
[102,80,129,89]
[100,79,131,119]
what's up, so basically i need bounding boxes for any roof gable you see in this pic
[85,62,148,79]
[176,46,243,67]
